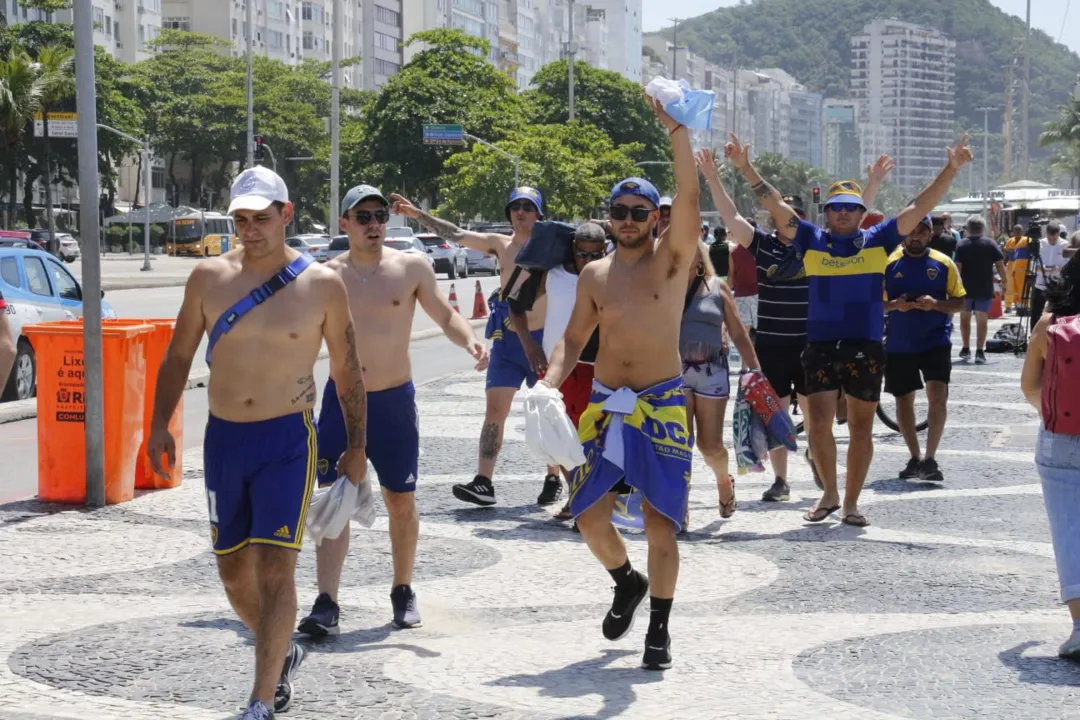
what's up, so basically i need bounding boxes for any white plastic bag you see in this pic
[305,460,377,546]
[523,384,587,469]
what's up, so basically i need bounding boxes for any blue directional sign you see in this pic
[423,124,465,145]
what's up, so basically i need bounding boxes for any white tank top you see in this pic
[543,266,578,358]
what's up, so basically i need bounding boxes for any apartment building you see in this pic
[589,0,639,82]
[851,18,956,191]
[823,99,862,182]
[402,0,502,70]
[25,0,164,63]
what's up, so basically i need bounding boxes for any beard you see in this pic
[615,226,652,248]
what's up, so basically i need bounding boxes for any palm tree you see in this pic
[32,44,75,252]
[1039,101,1080,148]
[0,50,43,229]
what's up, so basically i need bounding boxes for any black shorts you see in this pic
[756,342,806,399]
[801,340,885,403]
[884,345,952,397]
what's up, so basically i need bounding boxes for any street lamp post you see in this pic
[977,106,994,216]
[246,0,254,168]
[97,124,152,272]
[567,0,576,121]
[464,133,520,187]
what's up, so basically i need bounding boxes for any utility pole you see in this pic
[73,0,105,508]
[977,106,994,216]
[245,0,254,168]
[330,0,342,227]
[669,18,680,78]
[1003,58,1015,182]
[567,0,576,121]
[1022,0,1031,179]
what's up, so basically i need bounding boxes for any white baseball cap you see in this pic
[228,166,289,214]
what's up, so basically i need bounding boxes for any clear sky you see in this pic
[642,0,1080,56]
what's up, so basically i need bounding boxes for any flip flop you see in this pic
[803,505,840,523]
[554,503,573,521]
[842,513,870,528]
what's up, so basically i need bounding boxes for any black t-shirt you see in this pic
[929,232,956,259]
[954,236,1004,299]
[747,227,809,346]
[709,241,730,277]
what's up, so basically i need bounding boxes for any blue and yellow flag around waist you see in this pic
[568,377,692,532]
[485,296,514,341]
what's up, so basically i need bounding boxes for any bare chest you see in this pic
[341,265,417,333]
[595,262,681,331]
[203,276,324,349]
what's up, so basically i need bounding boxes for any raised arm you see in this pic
[696,148,754,248]
[646,96,700,257]
[862,154,895,210]
[726,133,800,243]
[390,193,507,254]
[896,135,973,237]
[414,258,488,370]
[542,266,600,390]
[321,273,368,484]
[147,264,211,477]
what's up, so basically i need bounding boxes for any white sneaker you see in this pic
[1059,628,1080,660]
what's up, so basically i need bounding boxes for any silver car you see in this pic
[416,233,468,279]
[464,248,499,275]
[286,234,331,262]
[326,235,349,262]
[385,238,435,270]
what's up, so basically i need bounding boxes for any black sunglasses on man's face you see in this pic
[575,249,605,260]
[350,209,390,225]
[610,205,653,222]
[507,201,538,213]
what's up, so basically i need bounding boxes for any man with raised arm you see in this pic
[726,132,973,528]
[146,166,368,719]
[541,97,700,671]
[298,184,488,637]
[391,189,562,507]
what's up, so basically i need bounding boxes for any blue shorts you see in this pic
[964,297,992,313]
[203,410,318,555]
[317,379,419,493]
[487,329,544,390]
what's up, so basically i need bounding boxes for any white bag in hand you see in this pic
[305,460,377,546]
[523,384,587,469]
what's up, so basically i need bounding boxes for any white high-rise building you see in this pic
[402,0,502,70]
[851,19,956,191]
[591,0,639,82]
[34,0,163,63]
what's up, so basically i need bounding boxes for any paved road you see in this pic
[0,340,1073,719]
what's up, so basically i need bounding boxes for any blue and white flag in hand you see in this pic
[645,76,716,131]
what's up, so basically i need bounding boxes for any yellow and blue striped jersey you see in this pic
[884,248,966,353]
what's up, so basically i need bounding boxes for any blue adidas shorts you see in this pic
[487,328,544,390]
[317,379,419,493]
[203,410,318,555]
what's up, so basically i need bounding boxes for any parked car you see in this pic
[385,238,436,270]
[0,247,117,402]
[386,226,415,240]
[465,248,500,276]
[326,234,349,262]
[416,233,468,279]
[286,234,331,262]
[55,233,79,263]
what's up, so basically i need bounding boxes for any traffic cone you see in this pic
[471,280,488,320]
[990,285,1003,320]
[448,283,461,314]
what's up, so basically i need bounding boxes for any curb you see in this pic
[0,317,489,425]
[103,279,189,292]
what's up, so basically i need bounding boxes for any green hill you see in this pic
[652,0,1080,161]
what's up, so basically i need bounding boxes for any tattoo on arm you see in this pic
[344,324,361,372]
[339,323,367,449]
[752,181,774,201]
[417,210,463,243]
[786,216,801,230]
[479,422,501,460]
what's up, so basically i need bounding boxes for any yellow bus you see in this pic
[165,212,236,257]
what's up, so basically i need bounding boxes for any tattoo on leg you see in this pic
[479,422,501,459]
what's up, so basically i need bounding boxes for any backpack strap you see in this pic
[683,275,704,314]
[205,253,315,365]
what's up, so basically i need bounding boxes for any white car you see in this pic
[385,238,436,270]
[55,233,80,263]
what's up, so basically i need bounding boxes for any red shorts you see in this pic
[560,362,595,429]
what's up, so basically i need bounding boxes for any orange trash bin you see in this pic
[23,321,153,505]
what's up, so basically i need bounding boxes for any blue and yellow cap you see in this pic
[506,186,544,219]
[824,180,866,209]
[610,177,661,209]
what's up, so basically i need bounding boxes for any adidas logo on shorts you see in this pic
[274,525,291,539]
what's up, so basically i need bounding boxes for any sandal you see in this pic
[554,502,573,521]
[718,476,737,518]
[842,512,870,528]
[803,504,840,523]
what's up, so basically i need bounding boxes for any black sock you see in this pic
[648,597,673,638]
[473,474,491,485]
[607,559,636,590]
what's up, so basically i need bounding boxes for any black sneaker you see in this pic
[975,350,987,365]
[642,634,673,670]
[241,700,275,720]
[602,571,649,641]
[920,458,944,482]
[297,592,340,637]
[761,476,791,502]
[959,347,971,360]
[274,642,305,713]
[390,584,423,629]
[536,475,563,506]
[452,475,496,506]
[899,457,922,480]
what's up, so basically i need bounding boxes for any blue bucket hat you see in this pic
[610,177,661,209]
[505,186,544,220]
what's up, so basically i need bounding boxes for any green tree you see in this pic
[1039,101,1080,187]
[33,42,74,249]
[364,29,525,204]
[437,123,640,221]
[0,49,41,227]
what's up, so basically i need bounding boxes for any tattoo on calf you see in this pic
[479,422,501,459]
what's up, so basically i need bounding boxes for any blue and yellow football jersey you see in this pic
[884,248,966,354]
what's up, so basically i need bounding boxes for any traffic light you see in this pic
[253,134,264,160]
[200,189,210,209]
[812,187,821,204]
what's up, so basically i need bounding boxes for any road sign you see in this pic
[423,124,465,145]
[34,112,78,138]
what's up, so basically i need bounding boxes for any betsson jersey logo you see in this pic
[820,255,866,269]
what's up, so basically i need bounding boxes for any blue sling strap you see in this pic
[205,253,315,365]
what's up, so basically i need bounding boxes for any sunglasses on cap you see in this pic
[610,205,654,222]
[575,249,605,260]
[826,203,862,213]
[350,209,390,225]
[507,200,538,213]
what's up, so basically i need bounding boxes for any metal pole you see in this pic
[464,133,521,188]
[567,0,575,121]
[73,0,105,508]
[978,106,993,216]
[142,142,151,271]
[330,0,342,225]
[1022,0,1030,179]
[261,143,277,172]
[246,0,254,168]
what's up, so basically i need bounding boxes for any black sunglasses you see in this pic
[507,200,538,213]
[350,209,390,225]
[575,250,605,260]
[825,203,862,213]
[610,205,653,222]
